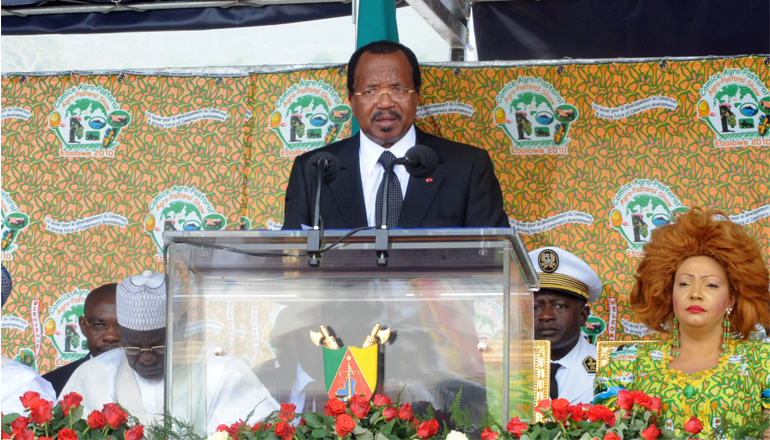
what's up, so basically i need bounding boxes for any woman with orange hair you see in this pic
[594,208,770,437]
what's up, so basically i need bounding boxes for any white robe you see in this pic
[60,348,279,433]
[1,356,57,414]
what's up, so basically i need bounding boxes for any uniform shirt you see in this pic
[553,336,597,404]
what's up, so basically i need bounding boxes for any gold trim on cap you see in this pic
[538,273,589,300]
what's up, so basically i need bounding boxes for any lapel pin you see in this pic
[426,178,433,183]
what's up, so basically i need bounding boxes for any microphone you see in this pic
[375,145,438,266]
[402,144,438,178]
[306,151,340,184]
[306,152,340,267]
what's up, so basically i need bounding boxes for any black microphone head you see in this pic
[306,151,340,184]
[404,144,438,178]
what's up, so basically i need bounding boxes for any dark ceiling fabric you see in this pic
[472,0,770,61]
[1,2,352,35]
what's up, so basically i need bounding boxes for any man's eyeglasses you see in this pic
[353,87,415,103]
[122,346,166,356]
[84,319,119,333]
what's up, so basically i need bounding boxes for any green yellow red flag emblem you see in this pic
[323,345,379,400]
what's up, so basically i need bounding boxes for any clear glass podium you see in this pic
[164,228,538,435]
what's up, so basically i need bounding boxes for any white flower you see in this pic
[446,430,469,440]
[206,431,231,440]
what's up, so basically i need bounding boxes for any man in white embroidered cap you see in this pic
[528,247,602,405]
[61,271,279,432]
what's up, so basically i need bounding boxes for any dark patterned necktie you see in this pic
[374,151,402,228]
[549,362,561,400]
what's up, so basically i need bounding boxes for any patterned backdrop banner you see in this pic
[2,55,768,374]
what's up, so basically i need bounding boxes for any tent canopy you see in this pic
[2,0,768,60]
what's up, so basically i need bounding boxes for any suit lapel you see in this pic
[328,135,368,228]
[400,130,444,227]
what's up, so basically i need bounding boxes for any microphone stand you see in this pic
[307,159,326,267]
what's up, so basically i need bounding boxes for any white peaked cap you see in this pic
[116,270,166,331]
[528,246,602,302]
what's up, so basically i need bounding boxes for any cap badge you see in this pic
[538,249,559,273]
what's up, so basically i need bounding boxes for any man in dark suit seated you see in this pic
[279,40,509,427]
[43,283,119,396]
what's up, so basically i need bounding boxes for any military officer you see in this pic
[529,246,602,404]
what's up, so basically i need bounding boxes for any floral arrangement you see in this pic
[205,395,442,440]
[1,391,144,440]
[5,390,767,440]
[498,390,683,440]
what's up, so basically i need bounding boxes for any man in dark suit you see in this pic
[278,41,506,428]
[43,283,119,396]
[283,40,508,230]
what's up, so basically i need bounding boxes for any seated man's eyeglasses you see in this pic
[353,88,415,103]
[84,319,119,332]
[122,346,166,356]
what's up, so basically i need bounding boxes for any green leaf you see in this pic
[311,428,330,438]
[380,419,396,436]
[354,428,374,440]
[368,410,382,425]
[305,413,324,429]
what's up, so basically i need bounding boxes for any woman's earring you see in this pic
[672,316,680,357]
[722,307,732,351]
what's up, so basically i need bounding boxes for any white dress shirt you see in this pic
[553,336,597,404]
[359,126,416,227]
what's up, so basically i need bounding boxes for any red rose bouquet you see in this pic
[483,391,674,440]
[1,391,144,439]
[208,394,440,440]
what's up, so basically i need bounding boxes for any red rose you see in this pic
[616,390,633,411]
[88,410,108,430]
[19,391,42,410]
[398,403,415,421]
[124,425,144,440]
[324,398,347,416]
[550,398,570,421]
[683,416,703,435]
[61,392,83,416]
[371,394,392,406]
[631,391,652,411]
[349,394,371,419]
[649,397,662,414]
[534,399,550,416]
[603,433,621,440]
[251,422,263,432]
[279,403,296,422]
[383,407,398,421]
[28,399,53,424]
[335,414,356,438]
[586,404,615,427]
[216,424,229,432]
[416,419,439,440]
[505,417,528,438]
[568,404,587,422]
[38,437,53,440]
[14,428,34,440]
[10,416,30,431]
[228,420,245,437]
[480,427,499,440]
[57,428,79,440]
[102,403,128,428]
[274,421,296,440]
[641,424,660,440]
